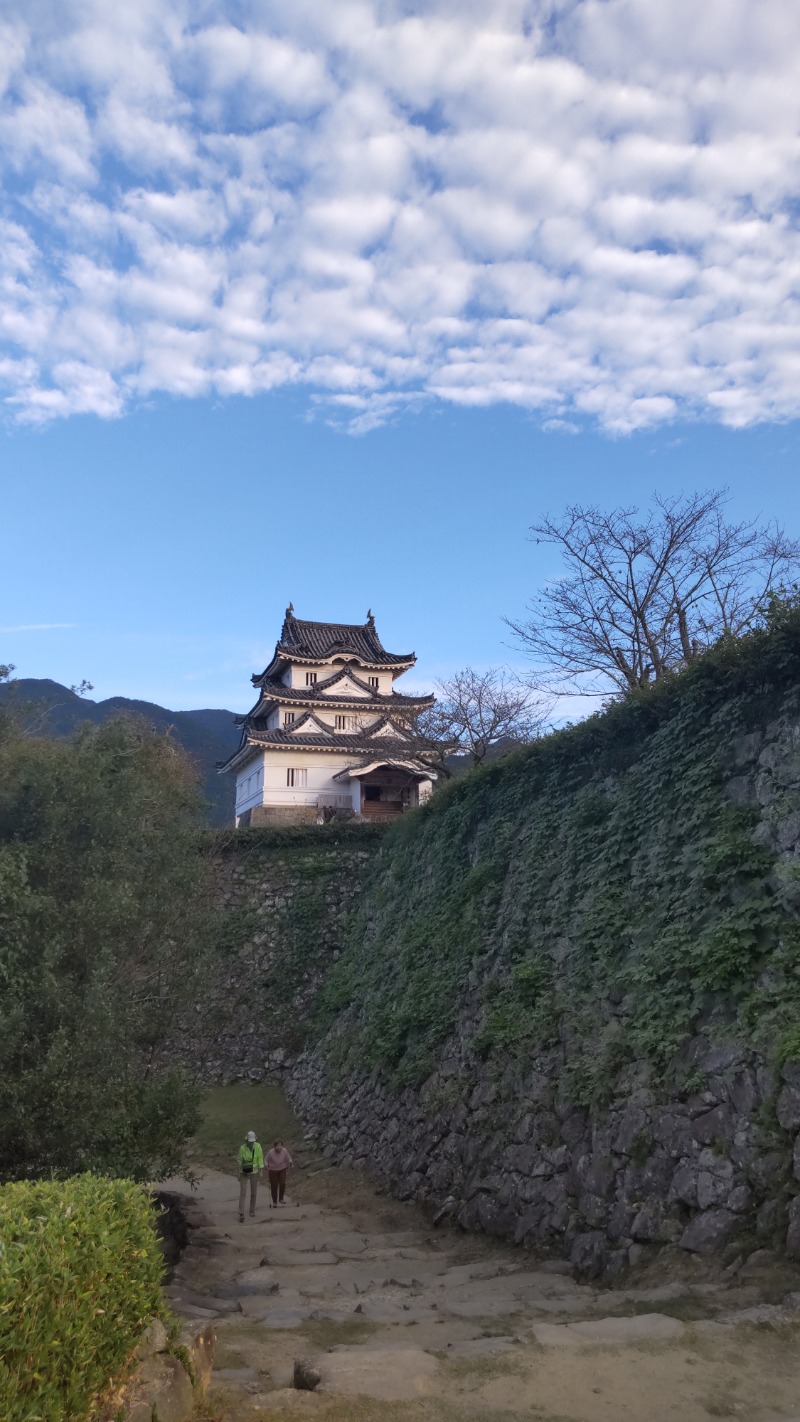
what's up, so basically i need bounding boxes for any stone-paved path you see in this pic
[161,1164,800,1422]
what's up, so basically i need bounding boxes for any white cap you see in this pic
[246,1131,256,1142]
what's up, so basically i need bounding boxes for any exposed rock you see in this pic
[319,1347,438,1400]
[293,1358,322,1391]
[679,1209,739,1255]
[776,1084,800,1132]
[182,1322,216,1396]
[569,1230,608,1279]
[691,1106,733,1145]
[786,1197,800,1260]
[136,1317,169,1358]
[126,1355,194,1422]
[696,1150,734,1210]
[726,1185,753,1214]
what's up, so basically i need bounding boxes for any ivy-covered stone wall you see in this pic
[286,615,800,1276]
[181,823,385,1082]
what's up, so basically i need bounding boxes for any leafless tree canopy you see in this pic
[507,491,800,697]
[407,666,550,774]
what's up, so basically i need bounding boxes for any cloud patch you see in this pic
[0,0,799,432]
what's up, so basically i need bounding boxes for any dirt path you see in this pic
[162,1153,800,1422]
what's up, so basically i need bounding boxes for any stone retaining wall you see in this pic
[179,828,383,1081]
[287,1036,800,1279]
[283,706,800,1278]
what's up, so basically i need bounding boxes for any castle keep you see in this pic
[221,605,436,824]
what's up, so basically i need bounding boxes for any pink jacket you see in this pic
[266,1146,293,1171]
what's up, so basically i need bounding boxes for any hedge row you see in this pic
[210,819,389,851]
[0,1174,167,1422]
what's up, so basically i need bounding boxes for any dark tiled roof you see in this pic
[253,608,415,682]
[241,718,416,754]
[247,667,433,712]
[216,711,431,772]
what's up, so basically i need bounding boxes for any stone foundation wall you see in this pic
[287,1032,800,1279]
[283,699,800,1278]
[179,826,384,1081]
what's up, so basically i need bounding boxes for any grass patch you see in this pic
[297,1316,381,1350]
[699,1390,744,1419]
[199,1401,553,1422]
[189,1084,302,1174]
[439,1353,529,1383]
[211,1339,250,1370]
[605,1296,715,1324]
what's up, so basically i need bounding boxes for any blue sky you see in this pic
[1,1,799,712]
[3,401,798,712]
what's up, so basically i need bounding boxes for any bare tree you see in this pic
[507,491,800,697]
[407,666,550,775]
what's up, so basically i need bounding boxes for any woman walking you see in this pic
[266,1138,294,1207]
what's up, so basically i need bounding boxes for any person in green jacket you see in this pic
[237,1130,264,1221]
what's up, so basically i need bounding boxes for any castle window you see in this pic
[335,714,355,731]
[368,676,379,689]
[287,768,308,788]
[306,672,317,686]
[284,711,296,725]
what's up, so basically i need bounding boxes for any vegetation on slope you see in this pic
[0,713,216,1181]
[0,678,240,825]
[318,604,800,1103]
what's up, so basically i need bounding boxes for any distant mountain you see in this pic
[0,679,241,826]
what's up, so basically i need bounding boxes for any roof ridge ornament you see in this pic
[285,601,295,619]
[366,608,375,629]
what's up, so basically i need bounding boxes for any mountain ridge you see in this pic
[0,678,240,826]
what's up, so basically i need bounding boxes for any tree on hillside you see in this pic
[507,490,800,697]
[0,711,215,1183]
[407,666,550,776]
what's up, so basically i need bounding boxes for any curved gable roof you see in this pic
[253,607,415,682]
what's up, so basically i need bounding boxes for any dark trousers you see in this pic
[269,1168,287,1204]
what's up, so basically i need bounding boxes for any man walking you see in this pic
[237,1130,264,1222]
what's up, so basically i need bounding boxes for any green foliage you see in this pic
[0,1174,168,1422]
[211,821,388,852]
[202,836,386,1059]
[317,608,800,1105]
[0,714,216,1181]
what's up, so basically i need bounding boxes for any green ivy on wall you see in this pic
[317,609,800,1105]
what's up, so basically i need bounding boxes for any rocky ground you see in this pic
[161,1142,800,1422]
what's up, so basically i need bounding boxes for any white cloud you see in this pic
[0,0,798,431]
[0,623,76,632]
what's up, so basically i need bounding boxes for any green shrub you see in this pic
[0,1174,168,1422]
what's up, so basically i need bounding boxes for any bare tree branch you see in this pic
[507,490,800,697]
[405,666,551,773]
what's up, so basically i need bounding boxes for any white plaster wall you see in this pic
[318,673,372,699]
[283,660,398,693]
[286,662,323,689]
[313,708,379,732]
[235,752,266,820]
[262,749,359,807]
